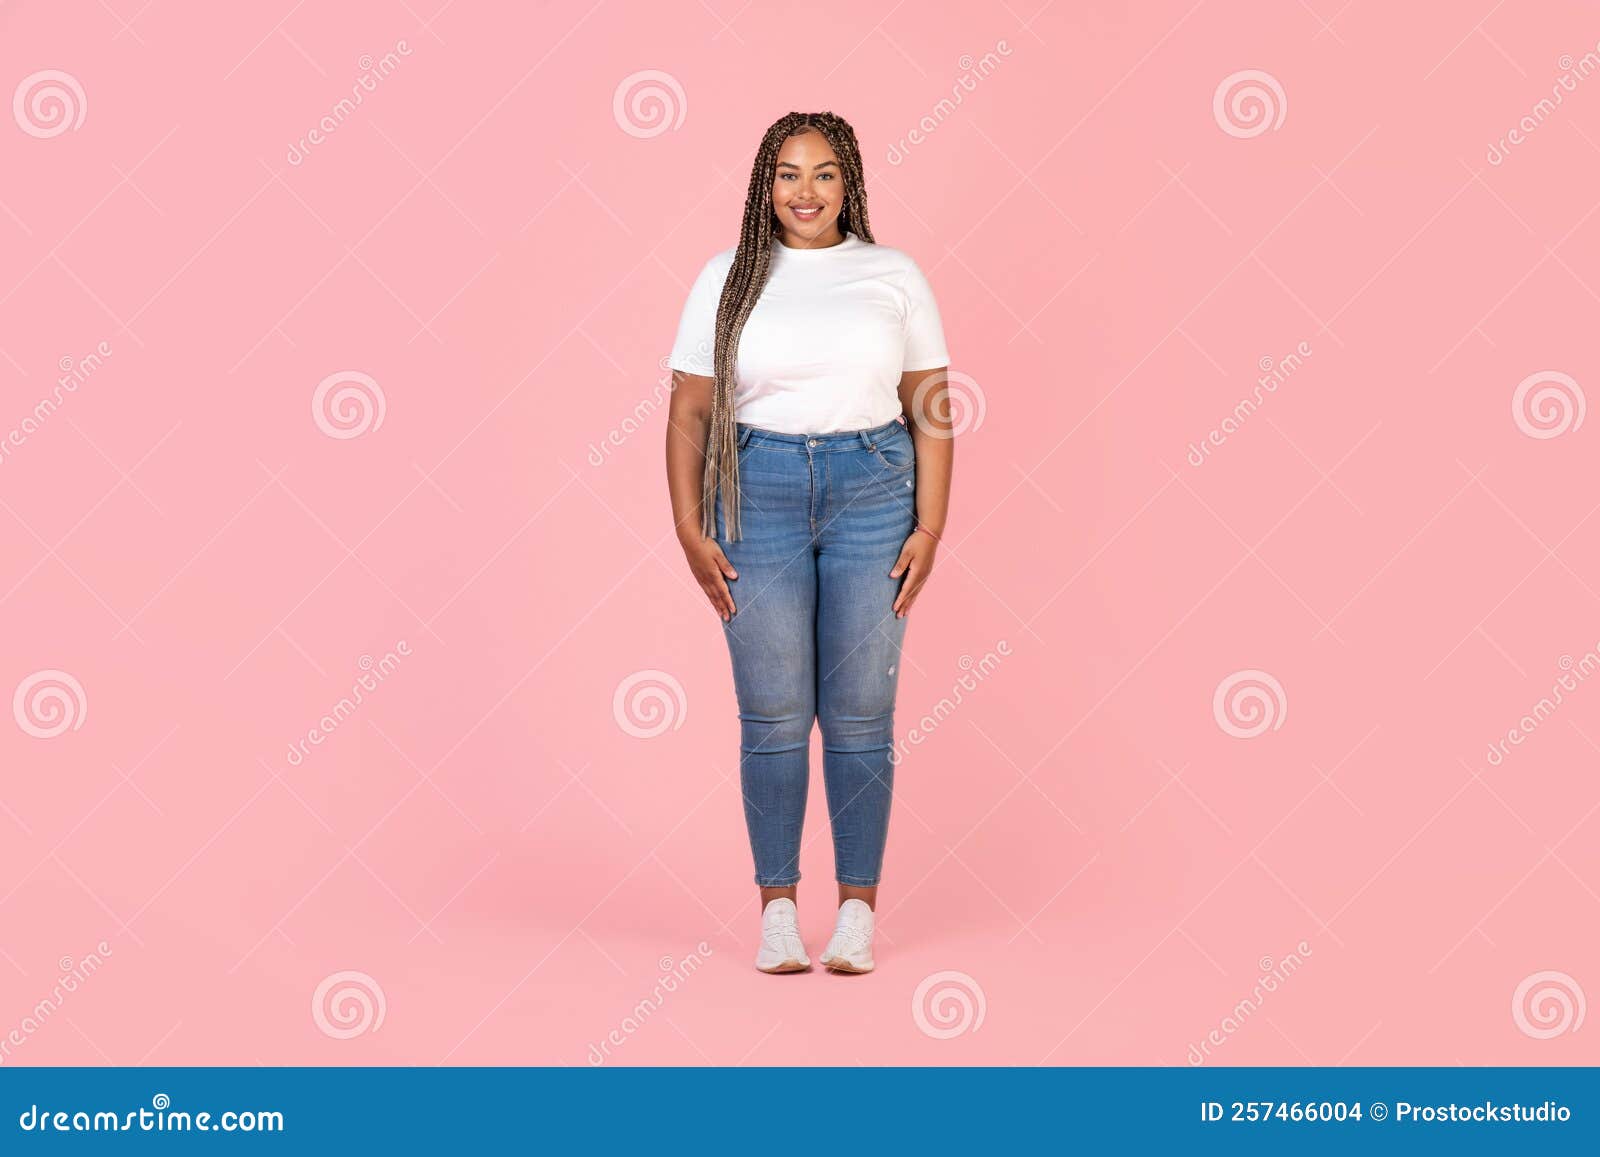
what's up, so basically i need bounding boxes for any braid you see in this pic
[700,111,875,541]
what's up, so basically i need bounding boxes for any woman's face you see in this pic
[771,129,845,246]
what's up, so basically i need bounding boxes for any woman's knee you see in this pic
[816,704,895,751]
[738,695,816,754]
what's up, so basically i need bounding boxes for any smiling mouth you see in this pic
[790,205,823,219]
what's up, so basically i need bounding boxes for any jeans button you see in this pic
[807,439,818,447]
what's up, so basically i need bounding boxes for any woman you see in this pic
[664,111,953,974]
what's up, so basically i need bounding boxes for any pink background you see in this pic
[2,0,1598,1066]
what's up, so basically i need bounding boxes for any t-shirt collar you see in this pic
[773,230,859,257]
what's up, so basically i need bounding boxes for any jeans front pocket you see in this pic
[867,427,916,472]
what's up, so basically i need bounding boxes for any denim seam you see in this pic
[822,447,834,532]
[869,444,916,472]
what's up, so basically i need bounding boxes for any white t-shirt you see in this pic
[665,231,949,434]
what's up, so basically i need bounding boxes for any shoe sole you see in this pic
[756,959,809,973]
[822,958,873,974]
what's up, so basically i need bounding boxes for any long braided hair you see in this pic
[701,111,876,541]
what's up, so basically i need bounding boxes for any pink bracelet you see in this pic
[913,524,942,543]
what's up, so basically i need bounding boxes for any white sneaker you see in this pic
[755,897,810,973]
[819,898,876,973]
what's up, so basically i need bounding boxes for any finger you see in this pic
[892,563,922,616]
[889,548,914,578]
[701,580,732,621]
[896,578,926,618]
[712,547,738,580]
[713,577,737,619]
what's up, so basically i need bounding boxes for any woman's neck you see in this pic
[776,226,847,251]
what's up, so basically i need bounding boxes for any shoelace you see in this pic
[828,922,872,954]
[762,921,804,951]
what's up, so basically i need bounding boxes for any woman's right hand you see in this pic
[680,533,738,621]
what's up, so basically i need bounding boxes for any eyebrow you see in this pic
[775,160,839,170]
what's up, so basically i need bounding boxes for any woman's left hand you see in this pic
[889,528,938,618]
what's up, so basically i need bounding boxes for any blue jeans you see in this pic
[713,416,917,888]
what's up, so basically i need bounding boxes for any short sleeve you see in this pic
[665,255,727,376]
[901,259,949,371]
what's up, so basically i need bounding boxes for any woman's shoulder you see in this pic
[697,245,740,278]
[857,237,927,272]
[857,239,935,290]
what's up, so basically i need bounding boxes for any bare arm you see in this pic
[889,366,954,618]
[665,370,739,621]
